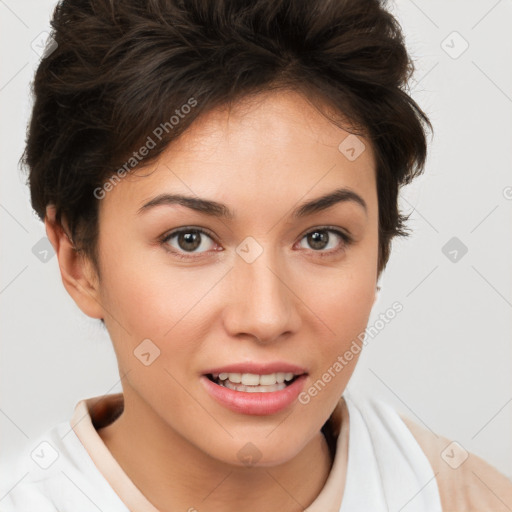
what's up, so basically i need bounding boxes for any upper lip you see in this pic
[203,361,308,376]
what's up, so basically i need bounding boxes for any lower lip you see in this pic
[200,374,307,415]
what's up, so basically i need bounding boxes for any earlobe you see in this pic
[45,205,104,320]
[373,284,381,305]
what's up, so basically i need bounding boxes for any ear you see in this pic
[45,205,104,319]
[373,284,381,305]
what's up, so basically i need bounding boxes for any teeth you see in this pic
[259,373,277,385]
[222,380,287,393]
[241,373,260,386]
[214,372,299,386]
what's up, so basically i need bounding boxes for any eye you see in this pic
[160,227,218,259]
[297,227,352,257]
[160,226,352,261]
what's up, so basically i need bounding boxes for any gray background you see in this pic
[1,0,511,479]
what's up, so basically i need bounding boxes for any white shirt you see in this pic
[0,388,442,511]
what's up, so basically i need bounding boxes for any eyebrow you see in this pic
[137,187,367,219]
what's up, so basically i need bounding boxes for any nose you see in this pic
[222,247,301,344]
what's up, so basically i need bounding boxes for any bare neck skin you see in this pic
[98,384,335,512]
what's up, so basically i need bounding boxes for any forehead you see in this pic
[100,89,377,217]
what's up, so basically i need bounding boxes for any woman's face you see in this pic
[93,89,379,466]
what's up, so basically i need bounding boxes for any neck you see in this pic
[98,388,334,512]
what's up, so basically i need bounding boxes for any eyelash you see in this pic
[159,226,353,261]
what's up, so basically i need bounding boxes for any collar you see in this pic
[70,393,349,511]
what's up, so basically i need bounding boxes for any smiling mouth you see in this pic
[206,372,303,393]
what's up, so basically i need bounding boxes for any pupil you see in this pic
[179,231,201,251]
[308,230,328,250]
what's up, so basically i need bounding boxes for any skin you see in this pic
[46,89,379,511]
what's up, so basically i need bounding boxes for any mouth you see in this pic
[201,362,309,415]
[201,369,308,415]
[206,372,303,393]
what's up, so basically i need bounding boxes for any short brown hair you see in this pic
[22,0,432,277]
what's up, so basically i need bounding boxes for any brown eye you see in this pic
[176,231,202,251]
[306,230,330,250]
[162,228,217,256]
[298,228,351,255]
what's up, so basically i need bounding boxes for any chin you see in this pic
[203,432,311,469]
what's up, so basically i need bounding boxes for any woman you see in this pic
[2,0,511,510]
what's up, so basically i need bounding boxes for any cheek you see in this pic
[314,249,378,345]
[98,250,228,369]
[298,290,374,430]
[304,248,378,396]
[311,281,373,383]
[98,238,196,329]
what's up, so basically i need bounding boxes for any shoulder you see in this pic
[0,418,114,511]
[401,414,512,512]
[0,429,64,512]
[342,390,443,510]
